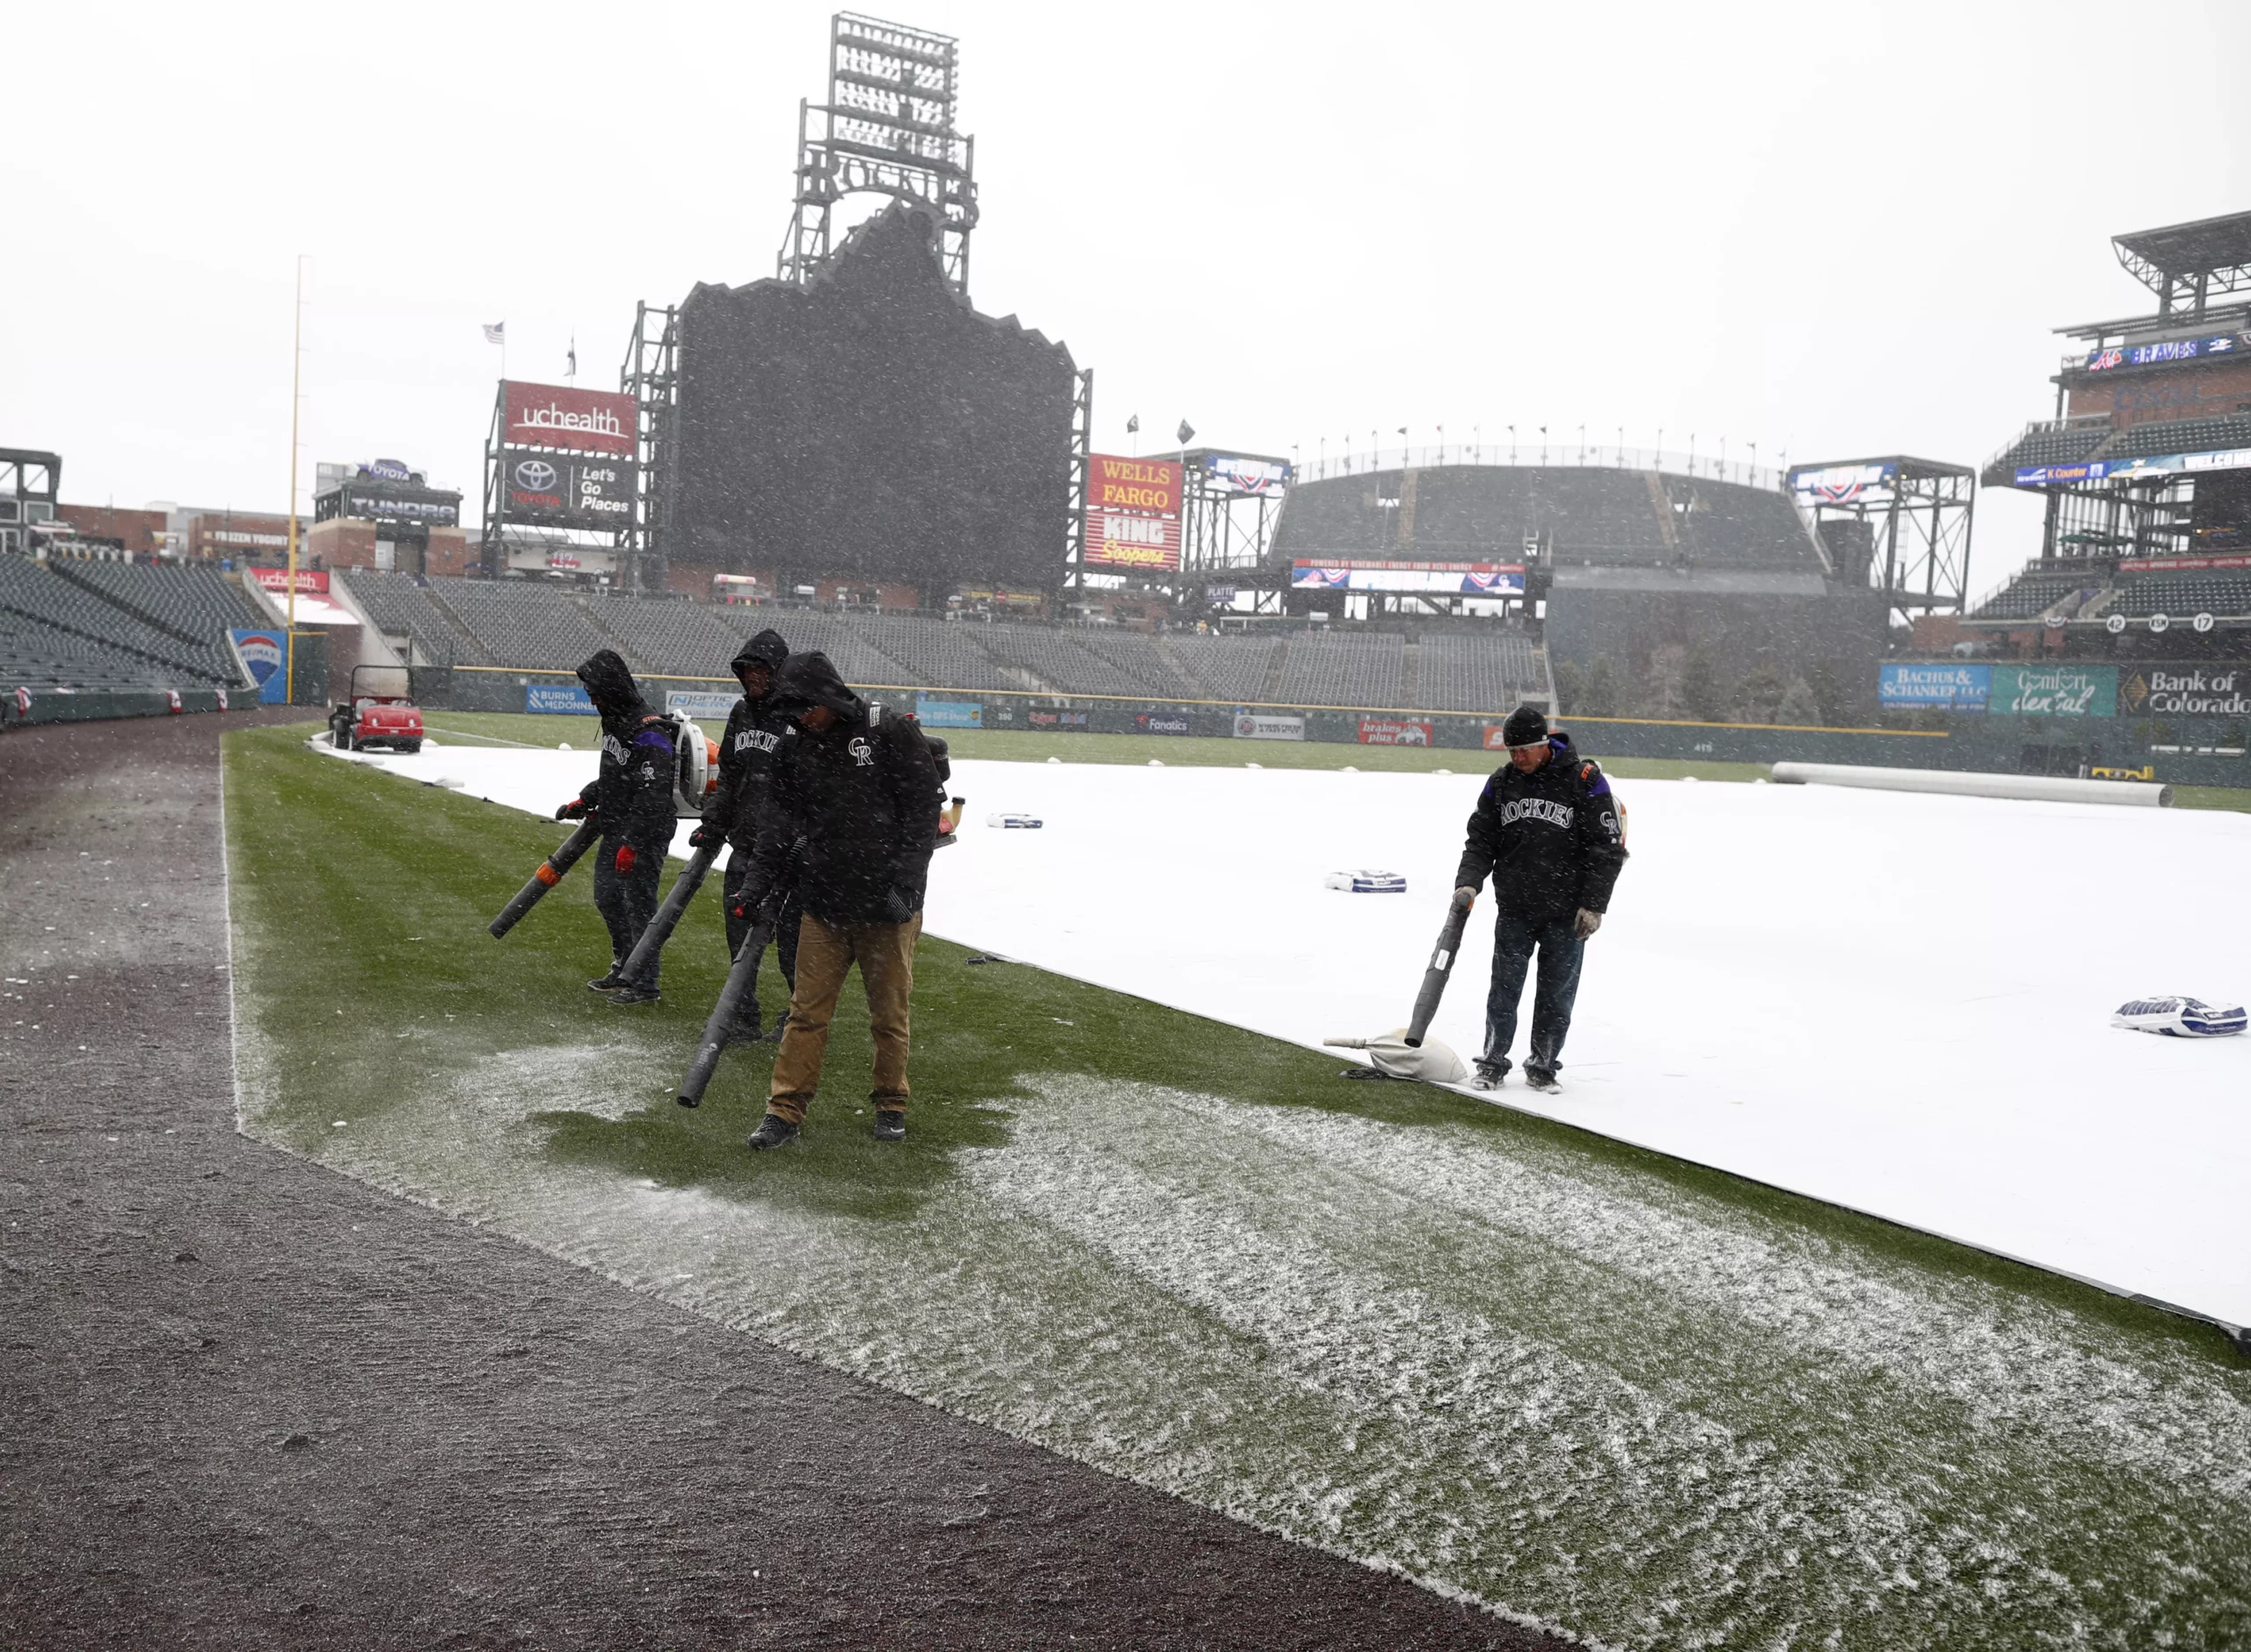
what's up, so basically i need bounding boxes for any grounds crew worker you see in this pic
[688,629,797,1042]
[1453,703,1627,1095]
[557,649,676,1007]
[730,651,939,1148]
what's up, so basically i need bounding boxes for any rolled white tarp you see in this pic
[1768,763,2172,808]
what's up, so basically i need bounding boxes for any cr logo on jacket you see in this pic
[849,737,874,767]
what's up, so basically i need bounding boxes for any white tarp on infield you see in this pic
[326,739,2251,1330]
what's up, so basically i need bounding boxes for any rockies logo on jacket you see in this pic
[1453,729,1628,924]
[570,648,677,851]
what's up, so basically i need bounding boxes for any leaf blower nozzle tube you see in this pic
[619,841,718,982]
[677,921,774,1108]
[489,818,603,939]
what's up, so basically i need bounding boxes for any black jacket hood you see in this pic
[769,651,864,722]
[732,629,790,677]
[576,649,645,717]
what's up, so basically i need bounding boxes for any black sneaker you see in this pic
[1523,1068,1561,1095]
[871,1110,906,1143]
[607,984,661,1007]
[1470,1063,1506,1092]
[587,969,627,992]
[747,1114,800,1151]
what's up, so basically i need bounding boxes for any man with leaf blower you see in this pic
[729,651,940,1149]
[557,650,677,1007]
[688,628,797,1043]
[1453,704,1627,1095]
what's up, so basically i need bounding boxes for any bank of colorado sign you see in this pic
[2120,665,2251,717]
[501,449,636,529]
[502,381,637,458]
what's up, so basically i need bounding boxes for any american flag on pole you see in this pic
[483,322,505,345]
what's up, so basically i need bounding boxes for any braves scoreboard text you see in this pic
[1291,559,1526,595]
[1087,455,1183,571]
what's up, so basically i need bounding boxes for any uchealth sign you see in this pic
[1359,717,1432,746]
[1233,713,1305,740]
[500,448,637,529]
[2119,664,2251,717]
[502,382,637,458]
[249,567,330,595]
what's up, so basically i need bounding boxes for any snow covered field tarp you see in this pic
[326,739,2251,1332]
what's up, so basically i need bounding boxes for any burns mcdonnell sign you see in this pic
[1087,455,1183,571]
[502,382,637,458]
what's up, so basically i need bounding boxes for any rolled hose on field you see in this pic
[488,818,605,938]
[1768,763,2171,808]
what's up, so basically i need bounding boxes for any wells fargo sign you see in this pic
[1086,455,1183,571]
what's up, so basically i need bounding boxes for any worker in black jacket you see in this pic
[556,650,676,1006]
[688,628,797,1041]
[1452,704,1628,1095]
[730,651,940,1149]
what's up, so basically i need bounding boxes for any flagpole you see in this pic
[286,255,303,702]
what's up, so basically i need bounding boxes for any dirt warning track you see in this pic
[0,713,1555,1651]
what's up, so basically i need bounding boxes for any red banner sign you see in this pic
[1359,717,1434,746]
[250,568,330,593]
[2116,554,2251,574]
[1087,455,1183,571]
[502,381,637,457]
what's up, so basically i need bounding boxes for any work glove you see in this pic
[556,797,591,821]
[614,845,638,877]
[883,884,922,925]
[730,882,772,922]
[1574,907,1603,939]
[1452,885,1478,912]
[688,820,718,849]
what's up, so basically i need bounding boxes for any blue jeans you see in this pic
[593,834,666,988]
[1482,910,1584,1076]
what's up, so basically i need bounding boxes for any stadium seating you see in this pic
[1990,423,2111,471]
[50,558,265,682]
[424,579,611,671]
[2099,412,2251,462]
[1970,572,2091,622]
[344,572,493,666]
[1675,483,1817,566]
[321,571,1568,716]
[0,554,237,684]
[1279,464,1811,570]
[1275,631,1404,708]
[1417,630,1548,712]
[2110,573,2251,618]
[1163,633,1272,702]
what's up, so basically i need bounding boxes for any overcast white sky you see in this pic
[8,0,2248,591]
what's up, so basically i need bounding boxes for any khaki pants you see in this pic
[769,911,921,1124]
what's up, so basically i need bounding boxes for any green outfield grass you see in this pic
[225,724,2251,1649]
[417,710,1774,783]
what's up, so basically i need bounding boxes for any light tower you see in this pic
[776,13,979,295]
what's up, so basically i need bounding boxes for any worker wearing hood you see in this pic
[689,628,798,1037]
[731,651,940,1148]
[556,649,676,1004]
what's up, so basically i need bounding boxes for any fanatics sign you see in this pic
[502,382,637,457]
[1087,455,1183,571]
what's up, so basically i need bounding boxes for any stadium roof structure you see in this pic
[2107,209,2251,319]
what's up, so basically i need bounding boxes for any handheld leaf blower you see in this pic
[677,920,776,1109]
[1322,896,1473,1084]
[488,818,604,939]
[618,841,720,984]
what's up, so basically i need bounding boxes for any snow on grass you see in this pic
[225,726,2251,1649]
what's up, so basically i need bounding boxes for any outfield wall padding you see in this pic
[1771,763,2172,807]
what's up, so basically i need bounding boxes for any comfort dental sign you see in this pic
[502,382,637,457]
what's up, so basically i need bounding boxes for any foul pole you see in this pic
[285,256,303,699]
